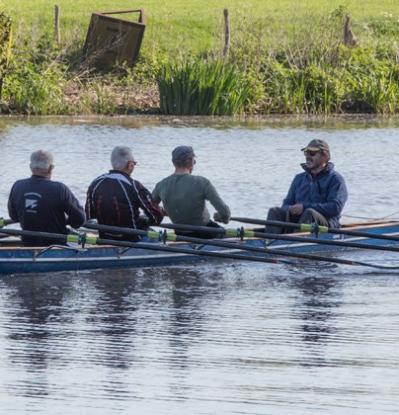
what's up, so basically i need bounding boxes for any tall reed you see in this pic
[158,60,253,115]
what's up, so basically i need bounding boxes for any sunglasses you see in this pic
[128,160,138,166]
[304,150,320,156]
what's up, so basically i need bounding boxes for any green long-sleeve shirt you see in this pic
[152,173,230,225]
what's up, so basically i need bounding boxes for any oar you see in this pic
[0,228,68,242]
[0,226,288,266]
[155,222,399,255]
[84,222,399,270]
[0,218,19,239]
[231,216,399,242]
[0,218,16,228]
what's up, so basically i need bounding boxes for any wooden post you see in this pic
[343,15,357,47]
[223,9,230,57]
[54,5,60,43]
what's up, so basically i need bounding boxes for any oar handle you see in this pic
[158,222,225,235]
[231,216,324,232]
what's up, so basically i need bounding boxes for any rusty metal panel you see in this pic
[83,9,145,68]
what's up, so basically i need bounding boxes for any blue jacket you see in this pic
[281,162,348,228]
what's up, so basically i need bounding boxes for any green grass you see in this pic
[6,0,399,56]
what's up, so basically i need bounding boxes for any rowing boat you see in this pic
[1,221,399,275]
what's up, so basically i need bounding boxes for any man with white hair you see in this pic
[8,150,85,246]
[85,146,163,241]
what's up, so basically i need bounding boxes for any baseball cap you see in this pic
[172,146,195,164]
[301,139,330,154]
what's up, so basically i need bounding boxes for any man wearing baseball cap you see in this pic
[152,146,230,238]
[266,139,348,233]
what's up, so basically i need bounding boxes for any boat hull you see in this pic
[1,222,399,275]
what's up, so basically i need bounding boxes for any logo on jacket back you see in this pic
[25,199,38,210]
[24,192,41,213]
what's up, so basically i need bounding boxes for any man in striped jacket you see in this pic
[85,146,163,241]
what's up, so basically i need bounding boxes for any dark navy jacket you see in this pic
[281,162,348,228]
[8,175,85,246]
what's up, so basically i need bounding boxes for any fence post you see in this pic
[223,9,230,57]
[54,5,60,43]
[343,15,357,47]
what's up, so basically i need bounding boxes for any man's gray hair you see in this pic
[111,146,134,170]
[30,150,54,170]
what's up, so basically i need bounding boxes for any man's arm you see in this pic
[281,177,298,212]
[63,185,86,228]
[134,181,164,225]
[151,183,161,204]
[7,183,18,222]
[204,179,230,223]
[85,181,97,220]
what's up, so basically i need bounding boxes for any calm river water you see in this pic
[0,116,398,414]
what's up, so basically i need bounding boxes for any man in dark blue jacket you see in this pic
[8,150,85,246]
[266,139,348,233]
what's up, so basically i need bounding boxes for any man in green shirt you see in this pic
[152,146,231,238]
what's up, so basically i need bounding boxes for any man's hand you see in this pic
[214,212,229,224]
[289,204,304,216]
[138,215,150,228]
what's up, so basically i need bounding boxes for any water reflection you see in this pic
[2,274,75,398]
[288,271,343,370]
[166,268,211,373]
[83,271,139,372]
[295,275,341,343]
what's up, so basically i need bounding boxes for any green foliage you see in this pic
[158,60,259,115]
[262,62,342,114]
[4,62,65,114]
[287,65,343,113]
[367,14,399,37]
[122,53,169,85]
[259,45,399,115]
[340,47,399,113]
[0,10,12,99]
[2,32,66,114]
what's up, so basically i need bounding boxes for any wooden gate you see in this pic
[83,9,145,69]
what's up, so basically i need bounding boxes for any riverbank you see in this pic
[5,113,399,130]
[3,1,399,115]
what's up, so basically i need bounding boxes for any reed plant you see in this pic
[158,60,256,115]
